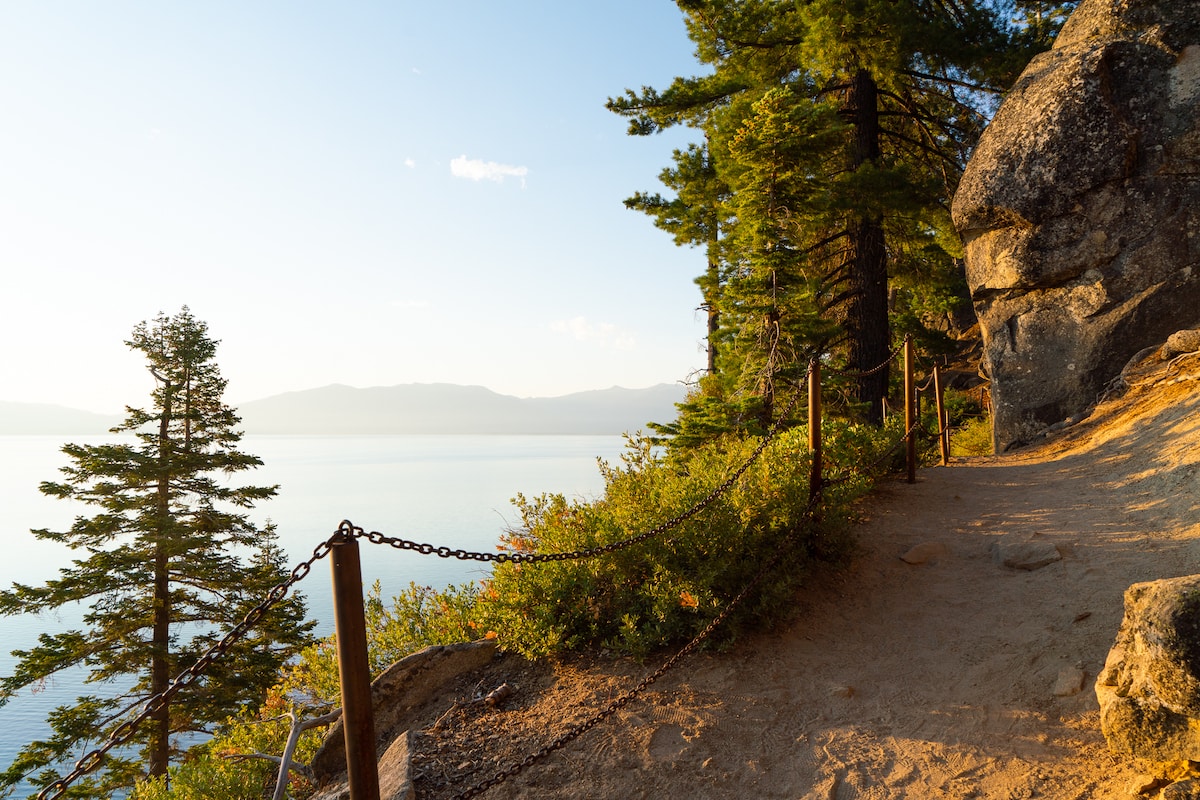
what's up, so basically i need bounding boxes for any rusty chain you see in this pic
[917,415,953,440]
[34,531,348,800]
[822,338,907,381]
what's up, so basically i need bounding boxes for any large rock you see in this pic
[310,639,498,792]
[1096,575,1200,763]
[951,0,1200,452]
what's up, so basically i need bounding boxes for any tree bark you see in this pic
[704,253,720,376]
[149,383,173,779]
[843,69,890,425]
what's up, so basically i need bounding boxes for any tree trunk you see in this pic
[843,69,890,425]
[149,385,173,779]
[759,305,779,429]
[704,252,720,376]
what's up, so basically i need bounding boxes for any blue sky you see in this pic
[1,3,707,414]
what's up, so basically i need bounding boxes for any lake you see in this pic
[0,433,629,796]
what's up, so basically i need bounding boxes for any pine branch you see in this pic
[899,67,1001,95]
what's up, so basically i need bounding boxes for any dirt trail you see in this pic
[413,353,1200,800]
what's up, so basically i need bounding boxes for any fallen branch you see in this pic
[220,708,342,800]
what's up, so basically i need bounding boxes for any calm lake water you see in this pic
[0,433,628,796]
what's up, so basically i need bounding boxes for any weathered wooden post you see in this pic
[933,364,950,466]
[331,532,381,800]
[904,336,917,484]
[808,358,822,503]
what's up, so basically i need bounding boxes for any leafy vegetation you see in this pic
[943,388,995,456]
[610,0,1076,435]
[131,687,323,800]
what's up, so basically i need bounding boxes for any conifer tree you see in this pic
[624,139,732,377]
[0,308,314,797]
[611,0,1071,432]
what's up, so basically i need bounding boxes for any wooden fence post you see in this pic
[934,364,950,466]
[904,336,916,484]
[808,358,822,503]
[331,533,381,800]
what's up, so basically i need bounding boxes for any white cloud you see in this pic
[450,154,528,187]
[549,316,636,350]
[404,157,416,169]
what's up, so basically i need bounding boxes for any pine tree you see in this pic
[611,0,1071,433]
[0,308,314,797]
[624,139,732,377]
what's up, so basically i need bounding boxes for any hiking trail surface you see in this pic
[410,352,1200,800]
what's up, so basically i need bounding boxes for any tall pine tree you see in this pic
[0,308,314,797]
[611,0,1070,431]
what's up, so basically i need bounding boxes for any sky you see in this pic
[0,2,709,414]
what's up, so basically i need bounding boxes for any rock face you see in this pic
[310,639,498,799]
[951,0,1200,452]
[1096,575,1200,763]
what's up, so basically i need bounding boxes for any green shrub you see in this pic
[951,415,993,456]
[131,688,324,800]
[478,424,895,658]
[943,388,993,456]
[283,581,484,706]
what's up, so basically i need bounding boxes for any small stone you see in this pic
[1165,330,1200,359]
[1127,773,1166,795]
[1162,778,1200,800]
[830,684,855,698]
[991,537,1062,571]
[900,542,948,565]
[1053,666,1086,697]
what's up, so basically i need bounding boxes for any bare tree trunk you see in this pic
[704,253,721,375]
[149,384,173,779]
[843,69,890,425]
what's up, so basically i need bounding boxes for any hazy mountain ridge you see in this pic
[1,384,687,435]
[236,383,686,434]
[0,402,123,434]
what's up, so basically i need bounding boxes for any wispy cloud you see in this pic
[404,157,416,169]
[450,154,528,188]
[549,316,636,350]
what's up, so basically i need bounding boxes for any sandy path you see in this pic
[414,355,1200,800]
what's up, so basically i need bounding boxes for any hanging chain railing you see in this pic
[30,334,959,800]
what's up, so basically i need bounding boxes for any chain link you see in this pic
[917,417,952,440]
[34,529,348,800]
[822,338,907,381]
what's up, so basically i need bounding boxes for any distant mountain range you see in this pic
[0,383,687,435]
